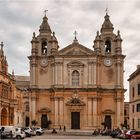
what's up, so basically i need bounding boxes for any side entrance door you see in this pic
[104,115,112,129]
[41,114,48,128]
[71,112,80,129]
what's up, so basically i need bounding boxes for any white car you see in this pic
[23,127,36,136]
[13,128,26,139]
[34,127,44,135]
[0,126,26,139]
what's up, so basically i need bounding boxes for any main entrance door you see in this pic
[41,114,48,128]
[104,115,112,129]
[71,112,80,129]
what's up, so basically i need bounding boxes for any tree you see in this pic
[31,120,37,127]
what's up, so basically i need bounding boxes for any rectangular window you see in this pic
[25,105,29,112]
[138,119,140,128]
[132,87,134,97]
[132,118,135,129]
[137,103,140,112]
[132,105,135,113]
[2,84,9,98]
[124,109,127,115]
[138,84,140,95]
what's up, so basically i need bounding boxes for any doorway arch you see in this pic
[1,108,8,125]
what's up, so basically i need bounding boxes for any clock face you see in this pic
[40,59,48,67]
[104,58,112,66]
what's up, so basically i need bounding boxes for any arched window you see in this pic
[72,70,79,86]
[105,40,111,53]
[42,41,47,54]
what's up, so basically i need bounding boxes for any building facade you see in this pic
[15,75,30,127]
[128,65,140,130]
[0,42,22,126]
[25,13,126,130]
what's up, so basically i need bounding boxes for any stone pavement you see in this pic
[25,129,119,139]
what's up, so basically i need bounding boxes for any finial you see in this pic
[0,42,3,49]
[117,30,120,35]
[53,31,55,36]
[73,30,78,41]
[44,9,48,17]
[117,30,122,41]
[33,32,36,38]
[97,31,99,36]
[12,69,14,76]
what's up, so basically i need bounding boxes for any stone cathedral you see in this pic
[28,12,126,130]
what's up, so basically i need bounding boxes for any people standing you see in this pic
[59,125,62,131]
[63,125,66,131]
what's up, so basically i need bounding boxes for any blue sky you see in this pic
[0,0,140,101]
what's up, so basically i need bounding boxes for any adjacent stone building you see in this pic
[0,42,22,126]
[25,12,126,130]
[128,65,140,130]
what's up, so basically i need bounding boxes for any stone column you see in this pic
[30,59,37,88]
[116,98,121,127]
[59,98,64,125]
[57,62,63,85]
[93,98,97,126]
[54,98,58,125]
[55,63,58,85]
[87,98,92,126]
[93,62,96,85]
[116,59,121,87]
[88,62,92,85]
[31,94,36,121]
[7,107,9,125]
[51,63,55,85]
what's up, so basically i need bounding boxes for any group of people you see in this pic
[51,125,66,134]
[92,128,112,136]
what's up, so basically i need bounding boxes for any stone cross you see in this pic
[73,30,78,40]
[105,8,108,14]
[44,10,48,16]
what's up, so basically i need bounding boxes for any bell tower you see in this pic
[29,13,59,88]
[93,12,126,128]
[93,12,125,89]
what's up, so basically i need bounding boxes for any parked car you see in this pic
[22,127,31,137]
[0,126,26,139]
[34,127,44,135]
[23,127,36,136]
[13,128,26,139]
[131,131,140,139]
[110,129,122,138]
[125,130,137,139]
[117,130,128,139]
[0,127,7,139]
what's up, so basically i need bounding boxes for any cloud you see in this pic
[0,0,140,101]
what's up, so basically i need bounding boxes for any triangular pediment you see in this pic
[59,42,94,56]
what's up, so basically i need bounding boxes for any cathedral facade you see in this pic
[28,13,126,130]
